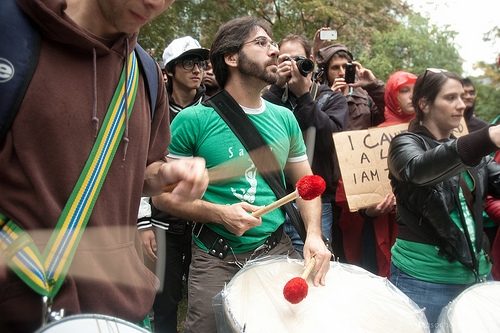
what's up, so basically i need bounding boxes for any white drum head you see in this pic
[35,314,150,333]
[436,281,500,333]
[215,256,429,333]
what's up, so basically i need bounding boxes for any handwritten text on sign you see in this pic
[333,121,469,212]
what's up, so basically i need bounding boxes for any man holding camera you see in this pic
[314,36,391,267]
[262,33,348,256]
[314,43,385,130]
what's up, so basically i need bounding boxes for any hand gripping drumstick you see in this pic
[250,175,326,218]
[283,256,317,304]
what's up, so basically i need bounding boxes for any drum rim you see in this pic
[221,256,429,333]
[34,313,150,332]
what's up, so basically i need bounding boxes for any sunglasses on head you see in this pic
[421,68,448,85]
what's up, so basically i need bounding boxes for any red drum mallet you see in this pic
[250,175,326,218]
[283,257,316,304]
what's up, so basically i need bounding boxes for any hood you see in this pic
[383,71,417,126]
[316,44,353,86]
[316,44,353,68]
[17,0,137,56]
[17,0,140,159]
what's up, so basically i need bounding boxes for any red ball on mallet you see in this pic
[296,175,326,200]
[283,257,317,304]
[251,175,326,218]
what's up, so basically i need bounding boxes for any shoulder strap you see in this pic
[459,170,483,252]
[0,0,41,143]
[204,90,308,242]
[135,43,159,121]
[1,52,140,302]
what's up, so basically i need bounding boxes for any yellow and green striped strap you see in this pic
[0,51,139,298]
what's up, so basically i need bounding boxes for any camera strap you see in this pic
[281,82,320,107]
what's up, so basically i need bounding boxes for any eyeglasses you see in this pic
[243,36,279,51]
[421,68,448,86]
[177,58,207,71]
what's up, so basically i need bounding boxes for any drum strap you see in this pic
[0,51,139,300]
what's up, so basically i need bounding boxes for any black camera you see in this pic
[284,56,314,77]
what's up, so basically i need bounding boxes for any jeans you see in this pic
[283,201,333,257]
[390,263,492,332]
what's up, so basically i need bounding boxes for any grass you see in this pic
[148,281,188,333]
[176,281,188,332]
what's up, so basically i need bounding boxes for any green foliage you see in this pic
[357,14,462,82]
[484,25,500,42]
[473,81,500,123]
[474,61,500,89]
[138,0,409,62]
[470,65,500,123]
[139,1,468,86]
[470,27,500,124]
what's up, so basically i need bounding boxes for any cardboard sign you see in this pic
[333,119,469,212]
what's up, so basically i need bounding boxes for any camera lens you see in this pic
[295,56,314,77]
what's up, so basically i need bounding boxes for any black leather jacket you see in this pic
[388,125,500,273]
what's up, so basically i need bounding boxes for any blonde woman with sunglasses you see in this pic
[387,68,500,331]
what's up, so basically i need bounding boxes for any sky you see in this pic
[405,0,499,76]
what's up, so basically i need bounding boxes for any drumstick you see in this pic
[283,257,316,304]
[250,175,325,218]
[161,165,237,192]
[161,146,282,193]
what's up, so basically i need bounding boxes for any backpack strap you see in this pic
[135,43,159,121]
[0,0,41,143]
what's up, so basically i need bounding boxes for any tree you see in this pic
[473,79,500,123]
[139,0,410,61]
[138,1,464,85]
[470,26,500,123]
[356,13,462,82]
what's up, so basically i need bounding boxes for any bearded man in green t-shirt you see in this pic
[151,17,332,333]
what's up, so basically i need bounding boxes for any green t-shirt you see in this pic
[168,98,307,253]
[392,172,492,284]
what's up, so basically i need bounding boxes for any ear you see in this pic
[224,53,238,68]
[419,98,429,114]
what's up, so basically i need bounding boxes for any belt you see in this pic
[192,222,284,259]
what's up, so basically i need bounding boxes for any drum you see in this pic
[436,281,500,333]
[214,256,429,333]
[34,314,150,333]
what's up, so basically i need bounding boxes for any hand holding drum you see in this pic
[251,175,326,218]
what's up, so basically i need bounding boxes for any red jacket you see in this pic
[485,150,500,280]
[336,71,416,278]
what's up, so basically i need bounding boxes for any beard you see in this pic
[237,49,278,85]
